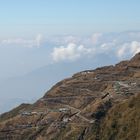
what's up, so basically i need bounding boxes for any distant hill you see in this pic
[0,53,118,113]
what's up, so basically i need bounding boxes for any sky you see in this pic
[0,0,140,77]
[0,0,140,37]
[0,0,140,113]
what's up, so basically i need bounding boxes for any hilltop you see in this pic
[0,53,140,140]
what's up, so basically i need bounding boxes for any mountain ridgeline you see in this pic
[0,53,140,140]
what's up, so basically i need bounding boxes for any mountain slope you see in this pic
[0,53,117,113]
[0,53,140,140]
[99,93,140,140]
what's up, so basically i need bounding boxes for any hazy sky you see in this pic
[0,0,140,113]
[0,0,140,78]
[0,0,140,37]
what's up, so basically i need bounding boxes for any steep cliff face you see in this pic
[0,53,140,140]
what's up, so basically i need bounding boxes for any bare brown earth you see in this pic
[0,53,140,140]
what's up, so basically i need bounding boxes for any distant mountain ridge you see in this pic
[0,53,118,113]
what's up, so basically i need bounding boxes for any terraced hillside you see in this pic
[0,53,140,140]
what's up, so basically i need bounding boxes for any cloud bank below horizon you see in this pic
[51,32,140,62]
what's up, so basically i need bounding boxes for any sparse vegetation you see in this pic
[0,53,140,140]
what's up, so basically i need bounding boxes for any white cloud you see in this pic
[91,33,102,44]
[36,34,43,48]
[117,41,140,58]
[47,33,103,46]
[130,41,140,55]
[117,44,127,58]
[100,42,116,51]
[51,32,140,63]
[0,34,43,48]
[2,31,140,62]
[51,43,95,62]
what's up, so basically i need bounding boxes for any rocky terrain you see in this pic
[0,53,140,140]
